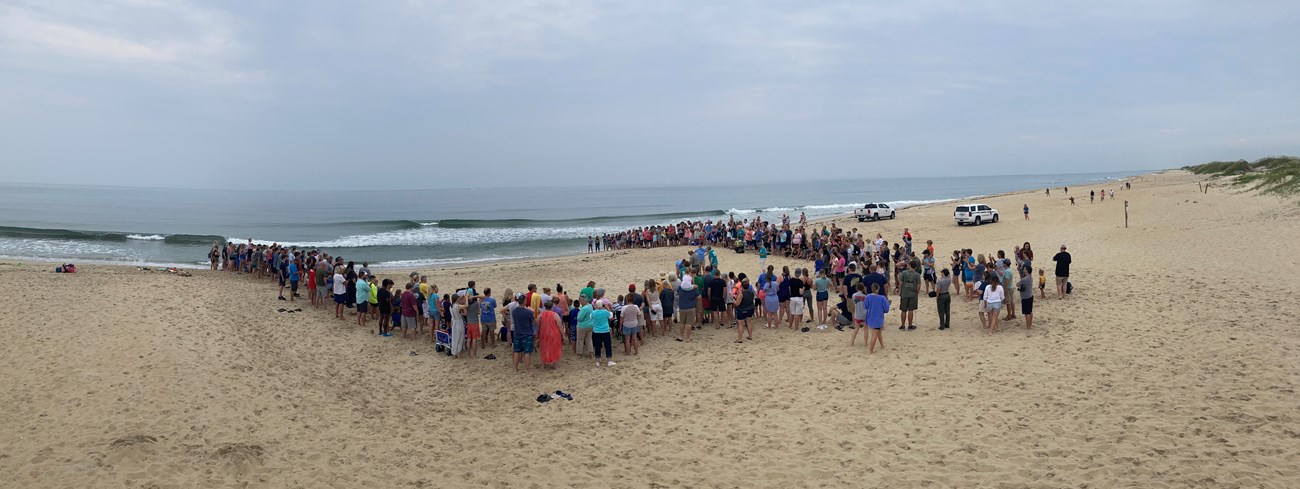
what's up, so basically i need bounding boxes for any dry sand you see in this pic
[2,170,1298,488]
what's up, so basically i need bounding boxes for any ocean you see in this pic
[0,171,1143,268]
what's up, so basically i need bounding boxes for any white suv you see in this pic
[954,203,998,226]
[854,203,896,222]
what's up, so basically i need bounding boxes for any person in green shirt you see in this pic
[579,281,595,302]
[897,261,921,331]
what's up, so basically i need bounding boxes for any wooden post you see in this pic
[1124,200,1129,228]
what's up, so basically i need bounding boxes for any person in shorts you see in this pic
[849,283,868,346]
[1018,272,1034,330]
[897,261,921,330]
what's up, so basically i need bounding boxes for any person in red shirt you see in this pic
[400,283,419,339]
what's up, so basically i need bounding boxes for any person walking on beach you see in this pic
[897,261,920,330]
[1023,204,1030,220]
[510,298,536,372]
[936,269,952,330]
[865,283,889,354]
[1053,245,1071,300]
[538,300,564,368]
[758,244,768,270]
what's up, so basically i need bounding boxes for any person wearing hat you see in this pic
[1052,245,1072,300]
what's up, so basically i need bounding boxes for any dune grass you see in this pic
[1184,156,1300,197]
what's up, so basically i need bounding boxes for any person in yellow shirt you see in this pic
[1037,269,1047,299]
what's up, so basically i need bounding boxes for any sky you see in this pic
[1,0,1297,190]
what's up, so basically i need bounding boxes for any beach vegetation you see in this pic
[1184,156,1300,197]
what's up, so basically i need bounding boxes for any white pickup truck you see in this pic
[855,203,895,222]
[954,203,998,225]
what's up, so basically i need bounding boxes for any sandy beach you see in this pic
[2,169,1298,488]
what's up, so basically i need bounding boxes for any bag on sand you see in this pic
[1066,282,1073,294]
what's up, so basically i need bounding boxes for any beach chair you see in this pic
[434,329,453,355]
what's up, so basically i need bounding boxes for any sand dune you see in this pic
[2,170,1298,488]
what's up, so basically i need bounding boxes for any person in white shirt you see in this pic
[332,267,347,320]
[981,275,1005,334]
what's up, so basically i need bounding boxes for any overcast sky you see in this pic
[1,1,1297,189]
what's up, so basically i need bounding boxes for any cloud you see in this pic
[0,0,254,84]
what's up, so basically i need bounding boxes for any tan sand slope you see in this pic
[1,170,1297,488]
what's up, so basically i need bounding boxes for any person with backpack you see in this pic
[1053,245,1072,300]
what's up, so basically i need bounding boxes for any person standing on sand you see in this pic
[376,279,393,336]
[399,283,418,339]
[897,261,920,330]
[676,279,698,341]
[355,272,370,328]
[786,269,805,330]
[479,288,497,349]
[511,298,536,372]
[849,283,868,345]
[982,275,1005,334]
[708,269,728,328]
[575,296,594,356]
[813,269,831,327]
[1024,204,1030,220]
[450,292,468,359]
[1018,272,1034,331]
[333,266,347,320]
[1053,245,1072,300]
[620,294,642,356]
[936,269,952,330]
[735,278,756,342]
[644,280,663,337]
[865,283,889,354]
[591,299,615,367]
[1001,263,1017,321]
[761,275,780,330]
[538,300,564,368]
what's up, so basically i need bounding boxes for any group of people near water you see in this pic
[586,212,823,260]
[208,205,1078,370]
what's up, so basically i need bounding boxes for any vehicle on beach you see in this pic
[954,203,998,225]
[855,203,896,222]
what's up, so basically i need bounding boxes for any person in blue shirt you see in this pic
[865,283,890,354]
[354,273,370,328]
[479,289,498,349]
[285,260,300,302]
[676,282,698,341]
[591,301,615,367]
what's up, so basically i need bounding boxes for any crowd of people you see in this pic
[209,199,1079,370]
